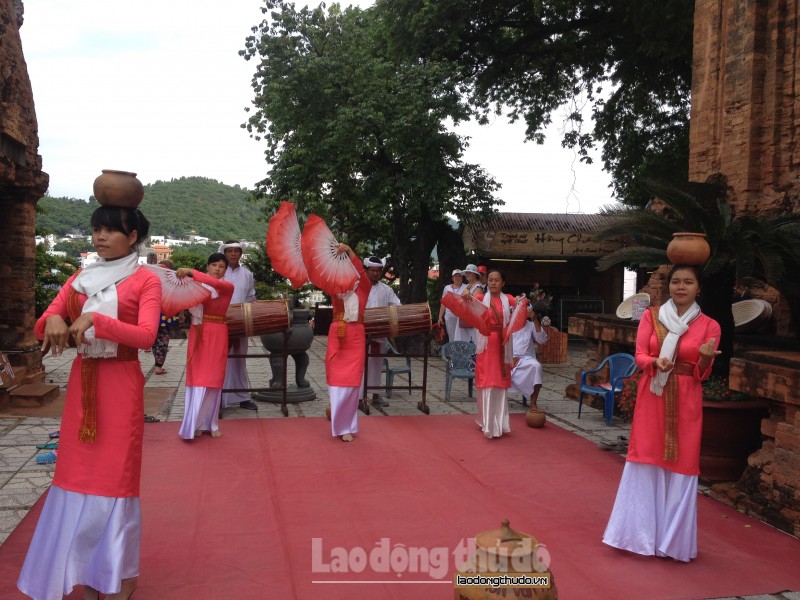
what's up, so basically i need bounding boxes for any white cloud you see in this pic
[19,0,615,213]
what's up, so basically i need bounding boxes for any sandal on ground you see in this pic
[154,367,167,375]
[144,415,161,423]
[48,430,60,439]
[36,441,58,450]
[36,450,57,465]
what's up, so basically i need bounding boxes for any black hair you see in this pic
[157,259,175,270]
[487,268,506,283]
[207,252,228,267]
[90,206,150,251]
[667,264,704,286]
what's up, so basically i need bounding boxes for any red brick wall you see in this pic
[690,0,800,217]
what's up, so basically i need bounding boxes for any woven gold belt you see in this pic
[672,362,694,376]
[79,344,138,443]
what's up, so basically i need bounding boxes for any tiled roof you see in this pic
[468,212,616,232]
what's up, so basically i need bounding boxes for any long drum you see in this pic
[363,303,432,338]
[227,300,290,338]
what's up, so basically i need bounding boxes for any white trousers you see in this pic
[330,385,360,436]
[179,386,222,439]
[221,337,251,407]
[476,387,510,438]
[18,485,140,600]
[603,461,698,562]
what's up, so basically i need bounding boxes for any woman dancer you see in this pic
[19,205,161,600]
[177,253,234,440]
[603,264,721,562]
[326,243,371,442]
[472,269,517,439]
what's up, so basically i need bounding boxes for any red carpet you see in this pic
[2,414,800,599]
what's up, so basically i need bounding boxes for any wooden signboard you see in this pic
[474,230,622,258]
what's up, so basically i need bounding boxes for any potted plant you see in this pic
[700,376,769,482]
[615,372,768,482]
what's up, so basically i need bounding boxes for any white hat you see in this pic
[451,269,463,276]
[462,264,479,275]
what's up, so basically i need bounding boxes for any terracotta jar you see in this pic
[454,519,557,599]
[666,232,711,266]
[525,408,546,428]
[93,170,144,208]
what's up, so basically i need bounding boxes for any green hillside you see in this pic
[37,176,268,242]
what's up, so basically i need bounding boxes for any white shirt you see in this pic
[511,320,549,358]
[224,265,256,304]
[366,281,401,309]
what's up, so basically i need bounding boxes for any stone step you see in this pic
[9,383,60,407]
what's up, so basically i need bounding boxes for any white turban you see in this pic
[363,256,384,268]
[219,241,244,252]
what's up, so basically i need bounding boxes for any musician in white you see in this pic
[509,302,549,408]
[437,269,466,343]
[219,240,258,411]
[362,256,400,407]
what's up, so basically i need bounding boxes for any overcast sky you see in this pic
[19,0,617,214]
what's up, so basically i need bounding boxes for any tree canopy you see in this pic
[241,1,500,302]
[377,0,695,205]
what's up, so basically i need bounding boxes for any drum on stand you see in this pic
[226,300,291,338]
[363,303,432,338]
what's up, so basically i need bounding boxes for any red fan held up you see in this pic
[300,215,359,297]
[266,201,308,289]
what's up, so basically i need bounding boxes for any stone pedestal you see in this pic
[255,309,316,409]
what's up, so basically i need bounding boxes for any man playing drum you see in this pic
[219,240,259,411]
[362,256,400,407]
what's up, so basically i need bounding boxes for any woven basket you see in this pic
[732,299,772,332]
[615,293,651,319]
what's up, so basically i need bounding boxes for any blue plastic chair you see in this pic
[440,341,476,400]
[384,340,412,398]
[578,353,637,425]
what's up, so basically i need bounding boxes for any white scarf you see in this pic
[71,252,139,358]
[339,287,360,322]
[189,282,220,325]
[650,299,701,396]
[476,293,513,367]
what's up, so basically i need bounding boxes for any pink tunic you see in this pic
[627,308,721,475]
[185,270,234,388]
[34,268,162,497]
[474,294,516,388]
[325,255,372,387]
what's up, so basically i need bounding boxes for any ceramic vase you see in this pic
[525,408,546,428]
[666,232,711,266]
[93,170,144,208]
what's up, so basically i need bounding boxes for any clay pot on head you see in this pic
[525,408,546,428]
[666,232,711,266]
[93,170,144,208]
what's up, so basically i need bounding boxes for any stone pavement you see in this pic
[0,336,798,600]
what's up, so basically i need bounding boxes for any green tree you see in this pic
[53,238,93,257]
[34,244,78,317]
[242,242,298,300]
[595,180,800,374]
[377,0,694,205]
[241,1,499,303]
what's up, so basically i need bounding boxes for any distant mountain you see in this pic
[37,176,268,242]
